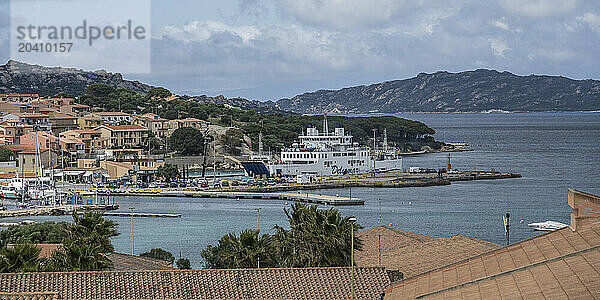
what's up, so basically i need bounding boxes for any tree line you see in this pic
[0,211,190,272]
[77,84,443,153]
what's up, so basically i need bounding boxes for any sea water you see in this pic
[3,112,599,267]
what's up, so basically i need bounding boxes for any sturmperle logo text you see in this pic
[15,20,147,46]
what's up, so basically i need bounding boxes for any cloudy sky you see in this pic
[1,0,599,100]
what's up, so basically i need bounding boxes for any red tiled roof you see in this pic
[102,253,175,271]
[104,125,147,131]
[37,244,63,258]
[384,189,600,299]
[356,226,499,279]
[5,244,63,259]
[93,112,131,116]
[3,144,48,152]
[80,116,102,121]
[0,267,390,300]
[44,112,77,119]
[0,292,58,299]
[12,113,47,118]
[68,103,90,108]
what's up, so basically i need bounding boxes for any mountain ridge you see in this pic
[275,69,600,113]
[1,60,598,114]
[0,60,151,95]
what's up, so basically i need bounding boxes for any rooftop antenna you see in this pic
[378,198,382,267]
[323,114,328,135]
[503,197,510,246]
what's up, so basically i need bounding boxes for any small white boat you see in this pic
[528,221,569,231]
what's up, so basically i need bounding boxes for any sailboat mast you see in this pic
[383,128,388,152]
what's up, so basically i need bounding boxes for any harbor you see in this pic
[72,170,520,195]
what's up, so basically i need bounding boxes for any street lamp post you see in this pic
[129,207,135,255]
[349,217,357,300]
[256,207,261,268]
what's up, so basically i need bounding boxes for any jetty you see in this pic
[77,189,364,205]
[152,191,362,206]
[102,212,181,218]
[0,204,118,219]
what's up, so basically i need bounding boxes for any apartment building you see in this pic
[1,113,51,132]
[60,129,103,153]
[0,93,39,102]
[19,131,59,150]
[133,113,169,138]
[87,112,132,125]
[60,103,91,116]
[77,116,103,130]
[95,124,148,149]
[0,102,34,114]
[2,144,58,175]
[0,120,33,144]
[44,112,78,134]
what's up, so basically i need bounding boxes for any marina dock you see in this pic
[102,212,182,218]
[0,204,118,219]
[76,189,364,205]
[148,190,362,206]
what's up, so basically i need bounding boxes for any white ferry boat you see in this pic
[266,117,402,176]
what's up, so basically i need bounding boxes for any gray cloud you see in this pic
[2,0,598,100]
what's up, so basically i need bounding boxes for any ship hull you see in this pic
[268,157,402,176]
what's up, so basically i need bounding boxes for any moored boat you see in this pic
[527,220,569,231]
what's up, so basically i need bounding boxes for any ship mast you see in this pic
[383,128,388,152]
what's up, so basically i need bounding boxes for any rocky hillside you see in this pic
[0,60,151,96]
[276,69,600,113]
[0,60,285,114]
[187,95,283,114]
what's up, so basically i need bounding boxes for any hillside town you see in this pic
[0,93,242,188]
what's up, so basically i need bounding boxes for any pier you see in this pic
[0,204,118,219]
[102,212,181,218]
[154,191,362,206]
[76,189,364,205]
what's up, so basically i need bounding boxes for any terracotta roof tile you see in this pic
[102,253,175,271]
[356,231,499,279]
[530,265,567,298]
[0,267,389,300]
[384,226,600,299]
[521,240,545,264]
[383,190,600,299]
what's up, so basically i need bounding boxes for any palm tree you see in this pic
[202,230,275,269]
[0,244,42,273]
[48,242,112,271]
[70,211,119,252]
[274,203,362,268]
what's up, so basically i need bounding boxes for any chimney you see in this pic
[568,189,600,231]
